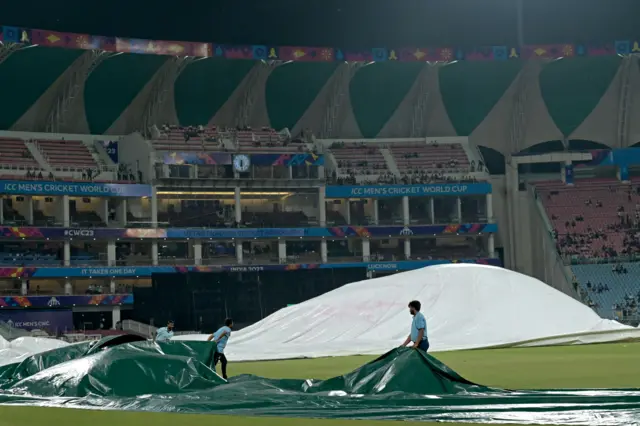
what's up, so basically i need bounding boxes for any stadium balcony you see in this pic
[325,138,486,185]
[536,178,640,260]
[390,142,471,174]
[329,141,389,178]
[150,124,306,153]
[234,128,305,153]
[0,134,134,182]
[150,124,226,152]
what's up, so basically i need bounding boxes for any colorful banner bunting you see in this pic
[521,44,576,59]
[279,47,334,62]
[586,42,612,56]
[2,24,640,63]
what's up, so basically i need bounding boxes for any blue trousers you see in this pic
[417,340,430,352]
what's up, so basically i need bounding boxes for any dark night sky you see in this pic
[2,0,638,48]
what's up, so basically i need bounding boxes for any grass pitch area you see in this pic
[2,342,640,426]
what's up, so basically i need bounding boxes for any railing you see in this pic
[126,221,171,228]
[49,164,119,174]
[0,163,45,173]
[121,319,156,338]
[157,257,195,265]
[329,174,481,185]
[156,163,321,181]
[0,163,136,183]
[565,254,640,265]
[201,257,238,265]
[120,320,199,339]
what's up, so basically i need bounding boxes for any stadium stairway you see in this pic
[23,140,53,173]
[380,147,400,175]
[92,140,115,165]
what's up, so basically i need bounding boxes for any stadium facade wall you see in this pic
[521,186,575,298]
[484,174,573,298]
[487,175,509,262]
[120,132,153,181]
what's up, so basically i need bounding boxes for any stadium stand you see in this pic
[536,179,640,260]
[389,142,470,174]
[151,125,225,152]
[34,139,97,168]
[0,138,40,169]
[536,178,640,321]
[151,124,303,153]
[572,262,640,321]
[330,141,389,177]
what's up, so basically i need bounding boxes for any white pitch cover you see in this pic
[0,336,69,367]
[176,264,640,361]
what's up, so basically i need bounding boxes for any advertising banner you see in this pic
[0,223,497,240]
[325,183,492,198]
[0,309,73,332]
[0,259,501,279]
[0,180,152,197]
[0,294,134,308]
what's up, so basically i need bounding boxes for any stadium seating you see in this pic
[390,142,470,174]
[151,125,224,152]
[536,178,640,259]
[235,129,302,153]
[151,125,302,153]
[330,142,389,176]
[572,262,640,320]
[0,138,40,169]
[35,139,97,168]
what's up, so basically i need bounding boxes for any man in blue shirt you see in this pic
[207,318,233,379]
[155,320,174,342]
[401,300,429,351]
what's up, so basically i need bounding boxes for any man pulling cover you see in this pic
[207,318,233,379]
[155,320,174,342]
[400,300,429,351]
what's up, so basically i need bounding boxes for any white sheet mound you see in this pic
[0,335,70,367]
[175,264,640,361]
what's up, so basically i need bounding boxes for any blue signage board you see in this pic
[325,183,492,198]
[101,140,119,163]
[0,310,73,331]
[0,223,497,240]
[0,180,152,197]
[19,258,501,278]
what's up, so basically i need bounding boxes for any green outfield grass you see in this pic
[2,342,640,426]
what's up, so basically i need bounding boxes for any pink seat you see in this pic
[36,139,97,168]
[390,142,470,174]
[537,178,640,258]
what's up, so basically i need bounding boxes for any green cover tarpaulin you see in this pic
[1,336,640,424]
